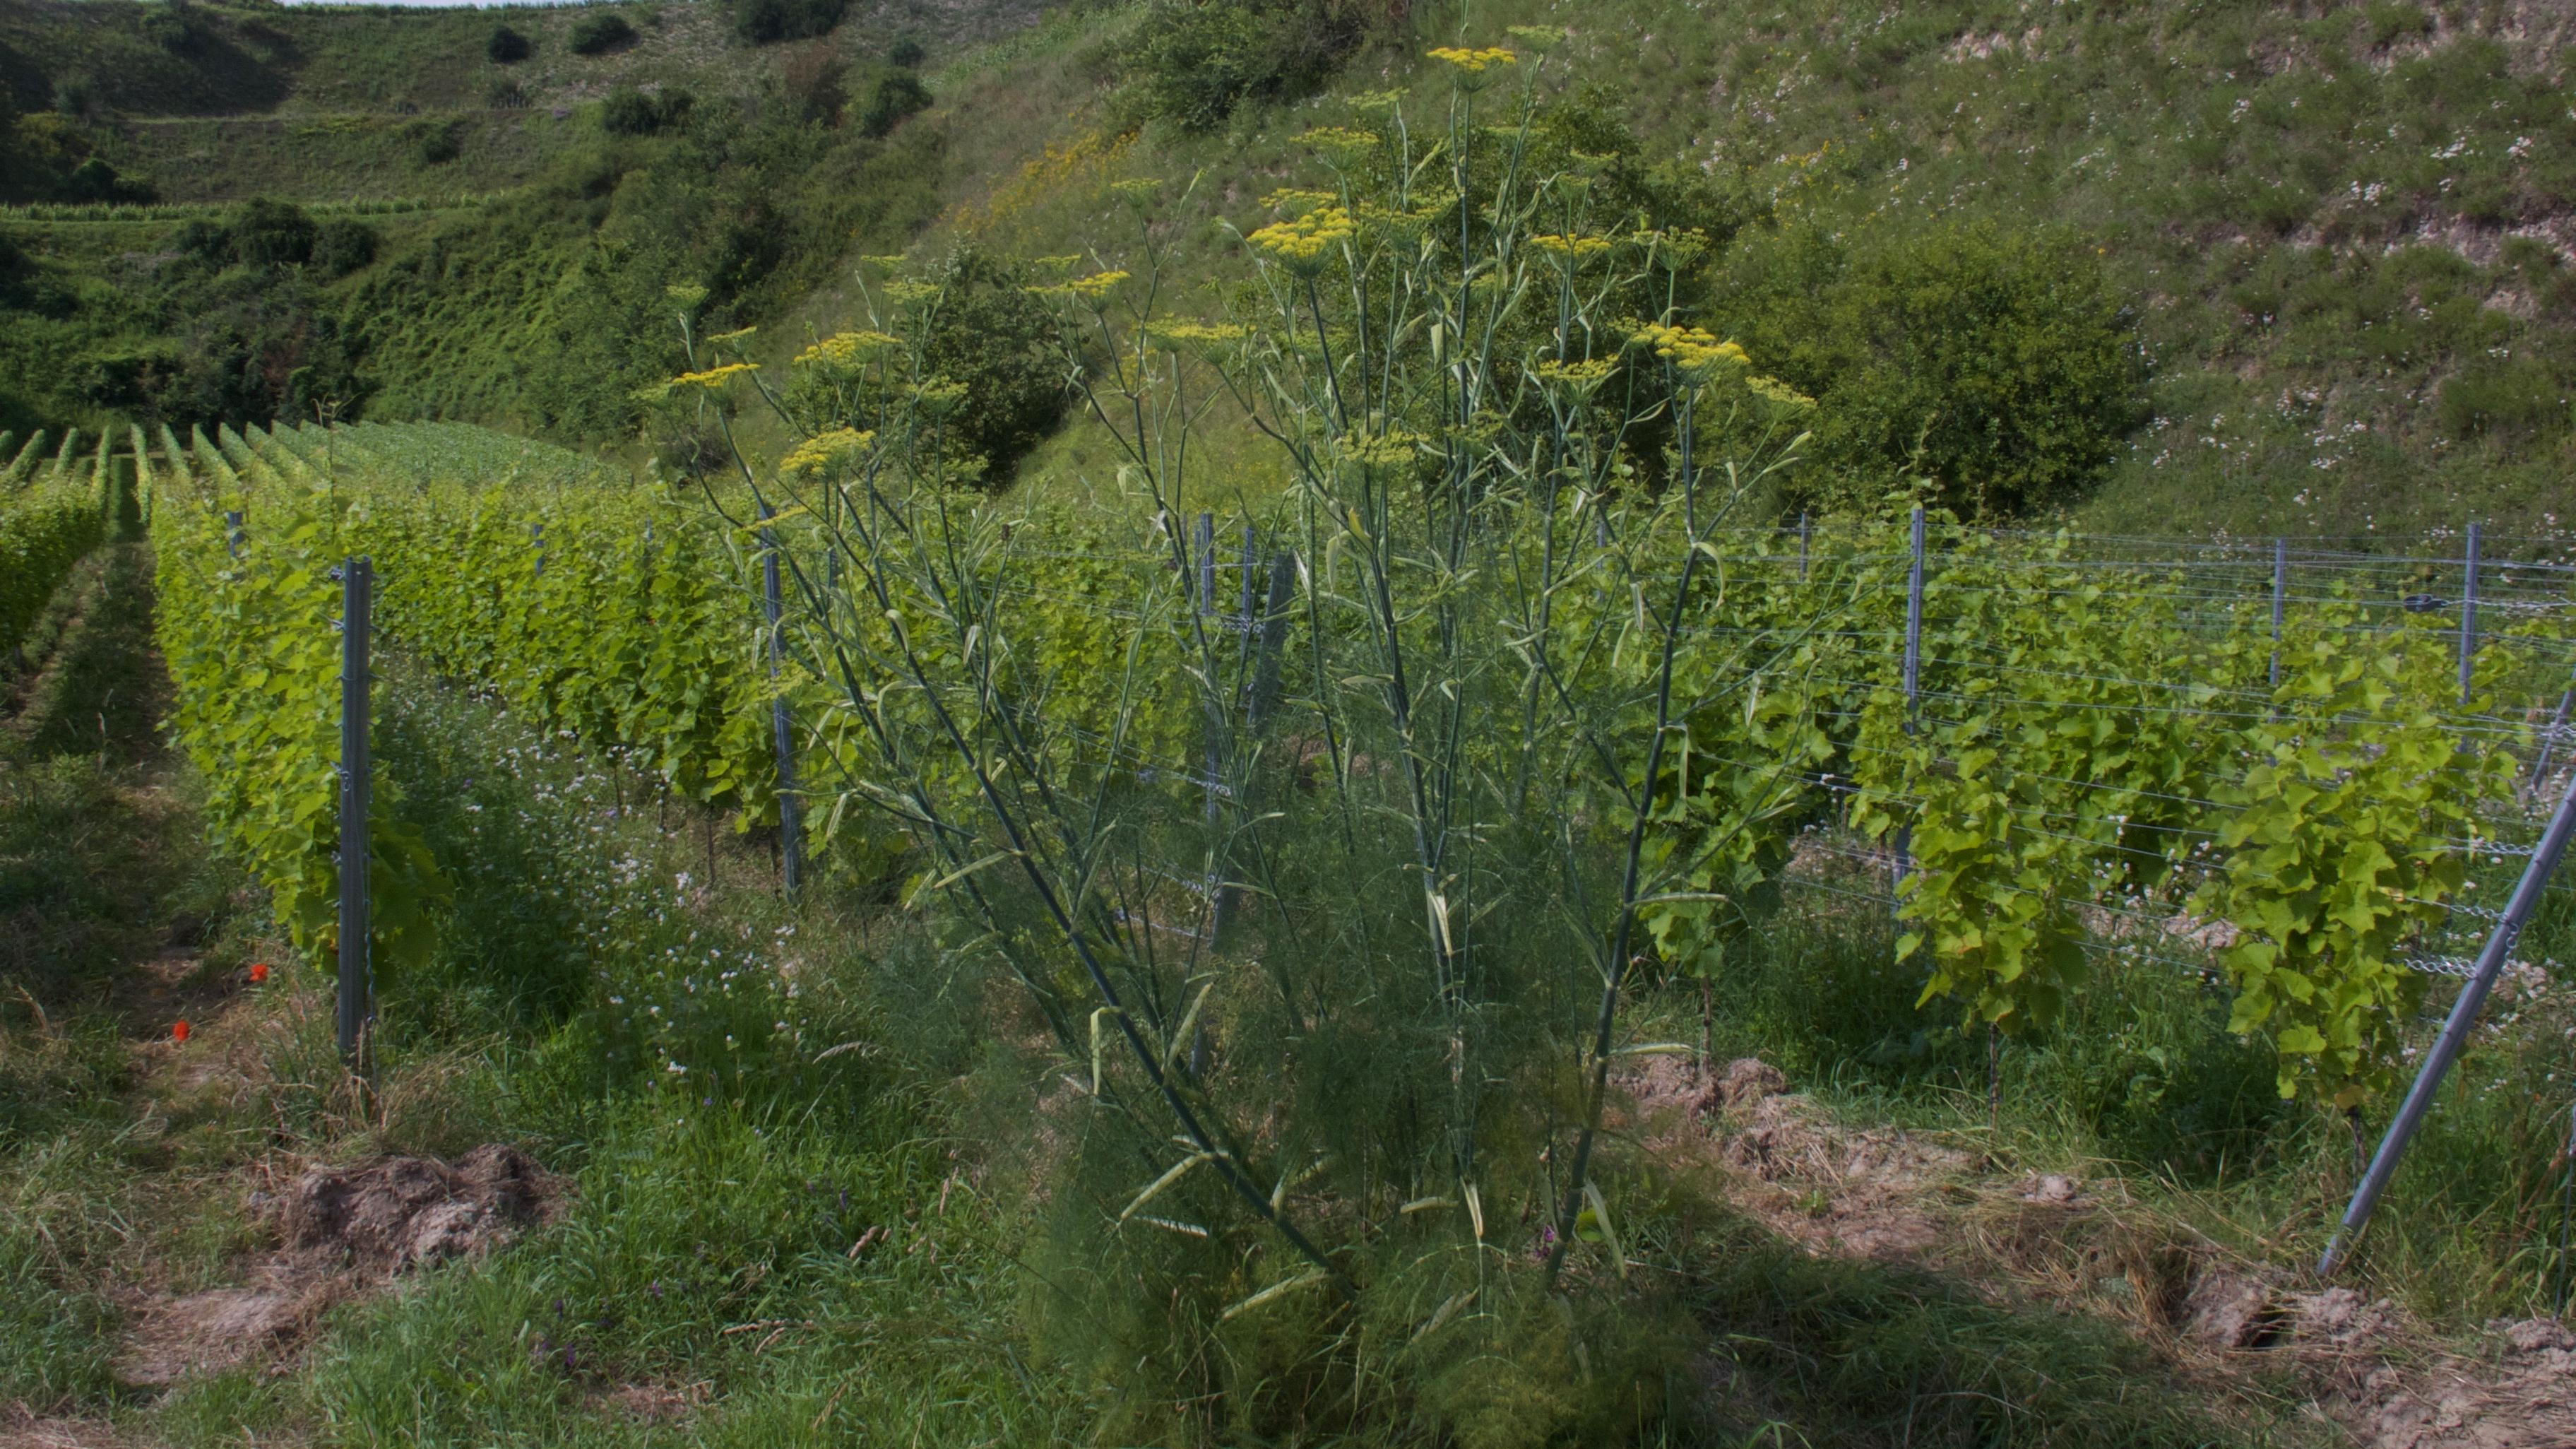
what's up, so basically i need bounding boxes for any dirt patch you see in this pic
[112,1145,564,1389]
[1627,1056,2576,1448]
[0,1404,140,1449]
[595,1380,713,1422]
[114,1272,337,1388]
[1620,1055,1971,1260]
[278,1144,560,1275]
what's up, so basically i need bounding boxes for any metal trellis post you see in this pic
[2459,521,2480,709]
[2270,537,2286,694]
[2534,683,2575,805]
[760,502,802,897]
[1798,511,1811,581]
[1896,506,1925,901]
[2318,763,2576,1275]
[337,557,374,1067]
[1248,550,1295,731]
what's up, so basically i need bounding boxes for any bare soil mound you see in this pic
[113,1145,563,1388]
[1618,1056,2576,1448]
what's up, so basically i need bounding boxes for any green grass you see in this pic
[0,536,2330,1446]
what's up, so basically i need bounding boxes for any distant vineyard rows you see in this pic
[140,418,2576,1104]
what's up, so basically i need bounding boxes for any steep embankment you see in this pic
[4,0,2575,540]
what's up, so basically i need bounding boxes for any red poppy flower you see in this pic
[172,1020,191,1043]
[249,962,270,983]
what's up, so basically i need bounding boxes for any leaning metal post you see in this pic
[2318,759,2576,1276]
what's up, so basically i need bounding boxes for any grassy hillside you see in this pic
[2,0,2572,538]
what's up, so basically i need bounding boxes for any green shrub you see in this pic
[2365,0,2434,47]
[227,198,315,268]
[567,11,636,55]
[915,249,1067,478]
[64,158,150,203]
[886,36,925,68]
[2438,357,2568,438]
[1718,220,2151,520]
[311,219,377,278]
[781,45,847,125]
[600,87,693,136]
[790,247,1062,480]
[856,71,930,138]
[1121,0,1366,131]
[415,122,462,166]
[725,0,847,45]
[49,74,97,122]
[487,24,532,64]
[144,4,209,56]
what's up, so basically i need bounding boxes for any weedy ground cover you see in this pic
[0,572,2296,1446]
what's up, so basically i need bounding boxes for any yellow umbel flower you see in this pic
[780,428,877,477]
[1427,46,1518,73]
[707,324,759,346]
[1067,269,1129,300]
[1026,270,1131,302]
[1338,430,1424,468]
[1504,25,1568,49]
[1298,126,1380,159]
[910,378,971,414]
[1533,356,1618,393]
[669,362,759,390]
[1747,374,1817,410]
[882,280,939,306]
[1633,227,1714,267]
[1628,323,1749,378]
[1247,206,1356,269]
[795,331,901,369]
[1529,233,1612,260]
[1259,187,1339,214]
[1146,320,1252,355]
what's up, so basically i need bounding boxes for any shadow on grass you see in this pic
[1679,1223,2301,1448]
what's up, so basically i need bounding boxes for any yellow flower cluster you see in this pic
[910,379,971,413]
[1298,126,1380,158]
[1338,430,1423,468]
[1747,374,1817,410]
[1528,233,1612,259]
[1630,322,1749,377]
[1026,269,1130,302]
[669,362,759,390]
[780,427,877,477]
[1146,319,1252,353]
[1504,25,1568,48]
[1247,206,1356,267]
[1260,187,1339,214]
[952,129,1134,236]
[1069,269,1129,300]
[1427,46,1518,72]
[1533,356,1618,390]
[1633,227,1714,265]
[707,324,759,346]
[882,280,939,306]
[795,331,900,369]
